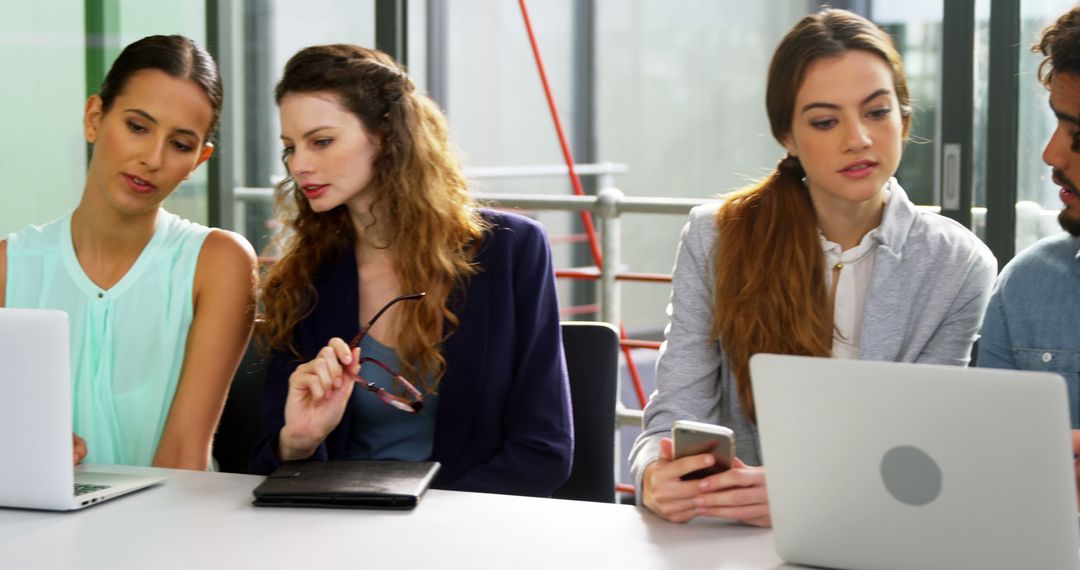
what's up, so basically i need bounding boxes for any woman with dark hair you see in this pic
[250,45,572,497]
[0,35,257,469]
[631,9,996,525]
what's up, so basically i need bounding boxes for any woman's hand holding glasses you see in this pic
[278,337,360,461]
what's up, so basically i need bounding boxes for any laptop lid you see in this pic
[253,460,441,510]
[0,308,77,510]
[0,308,165,511]
[750,354,1080,570]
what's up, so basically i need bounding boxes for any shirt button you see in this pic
[97,292,104,299]
[1042,352,1053,363]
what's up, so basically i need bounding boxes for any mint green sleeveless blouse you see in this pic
[5,210,210,466]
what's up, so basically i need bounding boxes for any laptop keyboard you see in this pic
[74,483,109,496]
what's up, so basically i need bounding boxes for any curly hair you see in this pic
[259,45,487,392]
[1035,6,1080,87]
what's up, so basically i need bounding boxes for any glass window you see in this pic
[874,0,944,207]
[111,0,208,225]
[973,0,991,240]
[594,1,813,332]
[0,1,86,236]
[226,0,376,252]
[0,1,211,237]
[439,0,580,319]
[1014,0,1076,253]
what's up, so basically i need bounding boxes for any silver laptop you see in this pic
[0,308,164,510]
[750,353,1080,570]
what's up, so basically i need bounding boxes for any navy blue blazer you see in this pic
[249,210,574,497]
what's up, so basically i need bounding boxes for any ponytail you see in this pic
[711,155,832,423]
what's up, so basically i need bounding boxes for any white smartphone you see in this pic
[671,420,735,480]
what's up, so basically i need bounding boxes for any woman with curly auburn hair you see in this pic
[249,44,572,497]
[631,8,996,526]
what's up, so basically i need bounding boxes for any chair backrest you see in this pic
[212,341,266,474]
[553,321,620,503]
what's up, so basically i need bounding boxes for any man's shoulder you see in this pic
[996,233,1079,299]
[1002,233,1078,275]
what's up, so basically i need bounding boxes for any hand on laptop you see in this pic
[73,433,87,465]
[279,338,359,461]
[642,437,771,526]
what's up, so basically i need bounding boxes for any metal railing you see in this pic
[236,183,707,427]
[472,188,717,486]
[232,172,1068,492]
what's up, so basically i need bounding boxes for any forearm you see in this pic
[152,441,212,471]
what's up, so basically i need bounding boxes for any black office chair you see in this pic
[212,341,266,474]
[553,321,620,503]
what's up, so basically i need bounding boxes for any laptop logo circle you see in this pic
[880,445,942,506]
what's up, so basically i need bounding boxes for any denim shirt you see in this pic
[977,232,1080,427]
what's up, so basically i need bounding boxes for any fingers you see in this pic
[695,484,768,509]
[695,503,772,522]
[700,460,765,492]
[659,437,675,461]
[1071,429,1080,455]
[318,344,347,390]
[72,433,87,466]
[690,463,770,524]
[660,438,723,480]
[348,347,361,377]
[291,342,353,400]
[644,443,722,523]
[327,337,352,367]
[692,480,771,524]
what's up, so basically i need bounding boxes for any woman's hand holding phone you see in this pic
[642,437,725,523]
[642,425,772,526]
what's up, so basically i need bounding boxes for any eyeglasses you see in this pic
[346,292,427,413]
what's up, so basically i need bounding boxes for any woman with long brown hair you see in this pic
[249,45,572,496]
[631,9,996,525]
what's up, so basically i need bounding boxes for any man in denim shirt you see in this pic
[978,6,1080,495]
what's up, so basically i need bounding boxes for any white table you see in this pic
[0,464,797,569]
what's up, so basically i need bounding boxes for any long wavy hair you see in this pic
[713,9,912,423]
[259,45,487,391]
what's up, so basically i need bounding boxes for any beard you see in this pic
[1052,168,1080,236]
[1059,207,1080,237]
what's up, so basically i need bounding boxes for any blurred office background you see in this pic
[3,0,1076,484]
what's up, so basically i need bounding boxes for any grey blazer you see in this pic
[629,181,997,495]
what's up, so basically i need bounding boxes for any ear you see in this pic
[183,143,215,181]
[781,134,797,157]
[84,95,104,144]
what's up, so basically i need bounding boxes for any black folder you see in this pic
[252,460,441,510]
